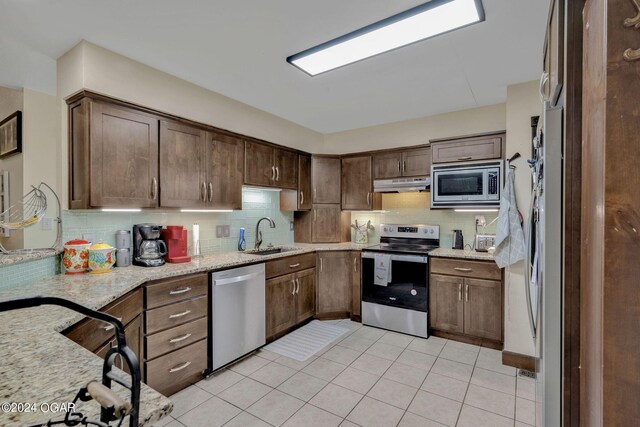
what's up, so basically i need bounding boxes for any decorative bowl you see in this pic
[63,239,91,274]
[88,243,116,274]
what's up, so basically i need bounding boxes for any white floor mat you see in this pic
[263,320,349,361]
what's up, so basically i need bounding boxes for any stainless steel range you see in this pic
[361,224,440,338]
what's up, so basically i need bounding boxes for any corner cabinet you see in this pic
[68,99,160,209]
[429,257,503,347]
[316,252,352,318]
[244,140,298,190]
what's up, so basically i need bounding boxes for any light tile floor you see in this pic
[153,319,536,427]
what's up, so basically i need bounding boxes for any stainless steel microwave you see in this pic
[430,160,503,208]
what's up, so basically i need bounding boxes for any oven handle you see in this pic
[361,252,428,264]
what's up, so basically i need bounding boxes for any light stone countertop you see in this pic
[0,248,62,266]
[429,247,497,261]
[0,242,370,427]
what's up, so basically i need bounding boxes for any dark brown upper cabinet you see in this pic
[68,99,159,209]
[342,155,373,210]
[206,132,244,210]
[298,155,312,210]
[160,120,207,208]
[244,140,298,189]
[430,132,505,164]
[372,147,431,179]
[312,156,341,204]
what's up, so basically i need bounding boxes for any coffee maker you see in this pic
[161,226,191,263]
[133,224,167,267]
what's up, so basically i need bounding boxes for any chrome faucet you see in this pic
[255,217,276,250]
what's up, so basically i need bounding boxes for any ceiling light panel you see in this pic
[287,0,485,76]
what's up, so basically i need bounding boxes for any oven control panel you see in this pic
[380,224,440,239]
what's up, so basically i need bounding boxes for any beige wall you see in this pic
[0,86,24,249]
[503,80,541,357]
[322,103,507,154]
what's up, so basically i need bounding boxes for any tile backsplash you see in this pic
[62,188,294,254]
[350,192,498,249]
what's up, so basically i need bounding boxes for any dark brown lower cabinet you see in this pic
[95,315,143,378]
[266,268,316,341]
[145,339,208,397]
[316,252,351,318]
[350,252,362,321]
[430,265,503,345]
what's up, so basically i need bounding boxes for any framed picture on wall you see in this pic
[0,111,22,159]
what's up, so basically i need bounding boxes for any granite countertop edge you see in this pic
[0,248,62,266]
[428,247,496,261]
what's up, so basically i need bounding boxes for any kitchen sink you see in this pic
[246,247,296,256]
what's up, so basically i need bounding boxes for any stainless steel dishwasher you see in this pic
[211,263,266,371]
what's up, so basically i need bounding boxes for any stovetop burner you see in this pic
[363,224,440,255]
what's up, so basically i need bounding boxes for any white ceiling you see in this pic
[0,0,549,133]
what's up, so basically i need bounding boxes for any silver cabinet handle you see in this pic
[300,191,304,206]
[314,209,317,222]
[397,161,401,174]
[201,182,207,201]
[367,192,371,206]
[169,361,191,373]
[458,283,462,301]
[271,166,276,181]
[169,310,191,319]
[295,278,300,294]
[291,279,296,295]
[208,182,213,202]
[169,287,191,295]
[151,177,158,200]
[102,317,122,331]
[465,284,469,302]
[169,333,192,343]
[454,267,473,272]
[289,263,300,268]
[320,258,323,272]
[403,161,406,173]
[314,188,317,200]
[539,71,549,102]
[457,157,472,161]
[353,256,357,272]
[275,166,280,181]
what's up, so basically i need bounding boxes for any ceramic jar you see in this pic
[88,243,116,274]
[62,239,91,274]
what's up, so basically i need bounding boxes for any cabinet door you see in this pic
[244,141,274,187]
[298,155,312,210]
[350,252,361,320]
[429,274,464,334]
[316,252,351,315]
[311,204,341,243]
[207,132,243,210]
[312,157,341,203]
[274,149,298,189]
[160,120,206,208]
[402,147,431,177]
[430,133,504,164]
[266,273,297,339]
[463,278,502,341]
[95,315,143,378]
[295,268,316,323]
[90,102,159,208]
[342,156,373,210]
[373,152,403,179]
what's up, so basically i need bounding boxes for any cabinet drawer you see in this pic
[430,258,501,281]
[145,295,208,334]
[145,274,208,309]
[146,317,208,360]
[266,253,316,279]
[65,289,142,352]
[145,339,207,396]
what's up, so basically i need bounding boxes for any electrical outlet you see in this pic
[83,233,96,243]
[222,225,230,237]
[216,226,223,238]
[475,215,486,227]
[290,221,294,231]
[41,217,53,231]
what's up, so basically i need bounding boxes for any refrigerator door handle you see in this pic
[524,187,537,339]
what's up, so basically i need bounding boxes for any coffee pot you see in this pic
[133,224,167,267]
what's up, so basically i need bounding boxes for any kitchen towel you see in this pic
[494,168,526,268]
[374,253,392,286]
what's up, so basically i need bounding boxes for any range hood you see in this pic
[373,176,431,193]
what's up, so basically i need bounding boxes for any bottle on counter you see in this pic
[238,228,246,251]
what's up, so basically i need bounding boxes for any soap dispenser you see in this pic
[237,228,246,251]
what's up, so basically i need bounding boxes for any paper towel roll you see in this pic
[192,223,200,256]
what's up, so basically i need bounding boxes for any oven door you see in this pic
[361,252,428,312]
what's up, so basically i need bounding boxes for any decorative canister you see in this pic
[88,243,116,274]
[62,239,91,274]
[115,230,131,250]
[354,228,369,244]
[116,248,131,267]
